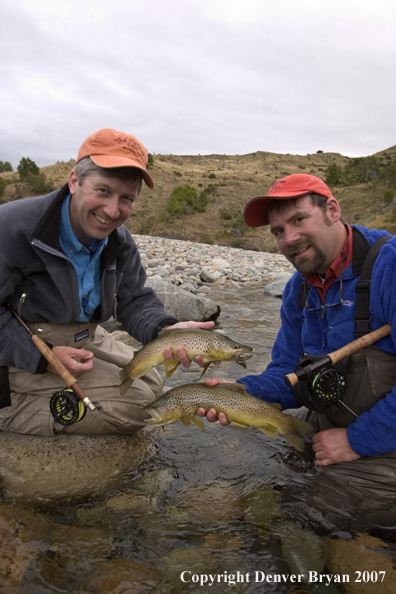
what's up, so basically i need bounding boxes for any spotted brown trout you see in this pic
[144,383,313,452]
[119,329,253,395]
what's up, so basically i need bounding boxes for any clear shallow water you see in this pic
[1,284,396,593]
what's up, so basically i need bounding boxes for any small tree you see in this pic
[325,163,343,186]
[147,153,154,168]
[0,160,13,172]
[17,157,40,180]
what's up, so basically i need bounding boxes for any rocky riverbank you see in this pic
[134,234,294,293]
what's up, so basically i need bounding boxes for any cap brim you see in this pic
[244,191,312,227]
[90,155,154,189]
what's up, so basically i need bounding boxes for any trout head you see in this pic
[144,396,183,426]
[209,335,253,362]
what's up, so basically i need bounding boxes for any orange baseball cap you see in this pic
[244,173,333,227]
[76,128,154,189]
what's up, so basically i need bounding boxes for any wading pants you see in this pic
[292,406,396,498]
[0,323,163,436]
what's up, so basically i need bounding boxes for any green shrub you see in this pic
[220,209,233,220]
[203,184,217,196]
[390,206,396,223]
[0,160,13,172]
[163,184,208,219]
[208,173,216,179]
[384,188,395,205]
[325,163,343,186]
[0,177,7,197]
[25,172,55,194]
[17,157,40,180]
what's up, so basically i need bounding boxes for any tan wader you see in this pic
[0,323,163,436]
[291,346,396,496]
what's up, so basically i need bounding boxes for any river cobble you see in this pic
[134,235,294,294]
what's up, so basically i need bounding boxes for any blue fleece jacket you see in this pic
[238,226,396,458]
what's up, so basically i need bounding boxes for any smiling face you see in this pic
[68,170,141,244]
[268,195,347,275]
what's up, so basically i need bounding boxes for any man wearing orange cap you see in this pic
[0,129,214,435]
[202,173,396,483]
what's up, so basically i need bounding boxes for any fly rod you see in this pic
[284,323,391,388]
[7,304,96,415]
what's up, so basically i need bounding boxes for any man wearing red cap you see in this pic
[202,173,396,483]
[0,129,214,435]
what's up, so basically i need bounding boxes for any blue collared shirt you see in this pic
[59,194,108,322]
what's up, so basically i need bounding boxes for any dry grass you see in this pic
[1,147,395,251]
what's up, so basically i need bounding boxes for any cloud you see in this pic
[1,0,395,168]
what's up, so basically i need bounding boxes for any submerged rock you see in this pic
[0,504,52,587]
[174,480,244,525]
[0,431,156,501]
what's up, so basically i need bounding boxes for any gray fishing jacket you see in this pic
[0,184,178,375]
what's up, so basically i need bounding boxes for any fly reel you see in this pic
[50,388,87,426]
[286,354,349,414]
[308,366,346,404]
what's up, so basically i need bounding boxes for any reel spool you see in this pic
[50,388,87,426]
[308,366,346,405]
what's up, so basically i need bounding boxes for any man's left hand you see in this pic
[162,321,220,368]
[312,428,361,466]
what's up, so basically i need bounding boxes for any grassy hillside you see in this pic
[1,146,396,252]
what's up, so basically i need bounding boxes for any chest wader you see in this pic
[294,229,396,431]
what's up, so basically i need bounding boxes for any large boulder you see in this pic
[146,277,220,321]
[0,431,156,502]
[263,273,294,298]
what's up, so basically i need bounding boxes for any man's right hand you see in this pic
[48,346,94,376]
[196,378,231,426]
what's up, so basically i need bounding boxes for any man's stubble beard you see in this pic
[288,243,327,275]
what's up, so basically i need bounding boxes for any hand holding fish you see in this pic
[144,382,313,452]
[162,321,220,369]
[196,378,232,426]
[119,326,252,395]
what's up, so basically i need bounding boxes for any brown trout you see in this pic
[119,329,253,395]
[144,382,313,452]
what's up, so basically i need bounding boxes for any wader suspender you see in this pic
[299,228,391,338]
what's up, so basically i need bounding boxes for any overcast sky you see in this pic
[1,0,396,168]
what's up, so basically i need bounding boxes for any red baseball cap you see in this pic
[76,128,154,189]
[244,173,333,227]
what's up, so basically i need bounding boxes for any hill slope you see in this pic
[1,146,396,252]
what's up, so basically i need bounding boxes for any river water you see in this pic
[1,284,396,593]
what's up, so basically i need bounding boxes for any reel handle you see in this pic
[284,324,391,388]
